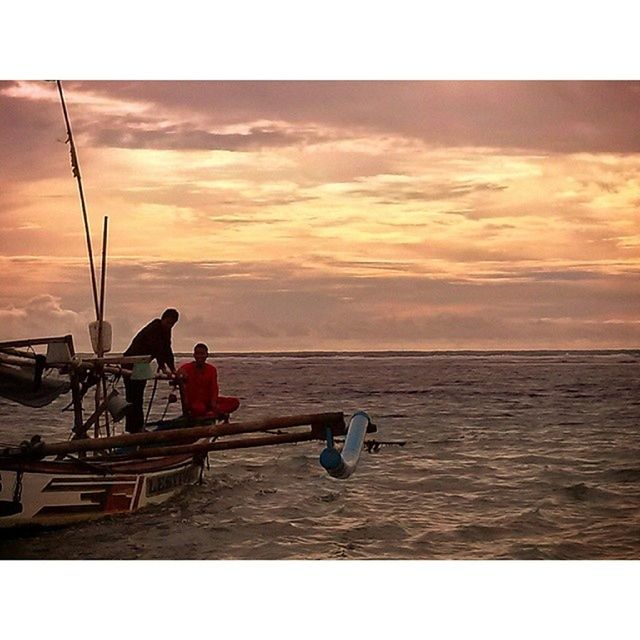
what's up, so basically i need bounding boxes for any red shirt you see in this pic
[178,361,219,417]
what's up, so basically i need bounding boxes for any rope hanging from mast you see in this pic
[56,80,100,321]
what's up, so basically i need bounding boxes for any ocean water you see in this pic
[1,351,639,560]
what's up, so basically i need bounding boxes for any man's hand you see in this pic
[157,365,177,380]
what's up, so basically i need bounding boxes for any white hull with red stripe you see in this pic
[0,451,203,529]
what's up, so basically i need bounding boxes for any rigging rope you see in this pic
[144,378,159,427]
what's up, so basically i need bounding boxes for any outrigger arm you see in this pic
[0,411,381,479]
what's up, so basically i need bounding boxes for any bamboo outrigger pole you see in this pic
[114,431,322,461]
[56,80,100,321]
[1,412,348,459]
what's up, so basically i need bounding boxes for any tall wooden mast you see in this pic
[56,81,100,322]
[56,81,109,438]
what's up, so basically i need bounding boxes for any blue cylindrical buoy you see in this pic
[320,410,371,479]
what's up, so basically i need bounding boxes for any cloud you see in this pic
[0,88,70,183]
[90,121,326,151]
[48,81,640,154]
[6,81,640,160]
[0,294,90,342]
[314,312,640,349]
[2,81,640,351]
[1,259,639,352]
[346,177,508,205]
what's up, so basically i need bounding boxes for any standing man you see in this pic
[177,343,240,420]
[123,308,179,433]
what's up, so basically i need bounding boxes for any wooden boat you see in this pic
[0,82,377,529]
[0,334,372,529]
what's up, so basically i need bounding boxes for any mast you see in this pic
[96,217,110,437]
[98,216,108,358]
[56,81,109,439]
[56,81,100,321]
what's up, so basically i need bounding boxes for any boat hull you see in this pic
[0,453,202,529]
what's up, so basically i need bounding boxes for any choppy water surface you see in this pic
[1,351,639,560]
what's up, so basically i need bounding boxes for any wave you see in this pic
[603,468,640,483]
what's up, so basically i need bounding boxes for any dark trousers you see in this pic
[124,377,147,433]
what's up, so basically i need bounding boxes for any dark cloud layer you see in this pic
[5,81,640,161]
[0,88,70,182]
[2,258,638,351]
[68,81,640,153]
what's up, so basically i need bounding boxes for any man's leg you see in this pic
[124,378,147,432]
[217,396,240,416]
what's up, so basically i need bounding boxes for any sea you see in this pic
[1,350,639,560]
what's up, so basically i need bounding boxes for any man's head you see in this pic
[160,308,179,330]
[193,342,209,366]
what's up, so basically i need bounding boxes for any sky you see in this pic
[0,5,638,626]
[1,80,639,352]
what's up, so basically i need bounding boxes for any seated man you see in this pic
[177,343,240,420]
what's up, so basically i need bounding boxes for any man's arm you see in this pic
[164,342,176,373]
[158,331,176,373]
[210,366,220,408]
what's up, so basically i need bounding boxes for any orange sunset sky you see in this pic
[1,80,639,352]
